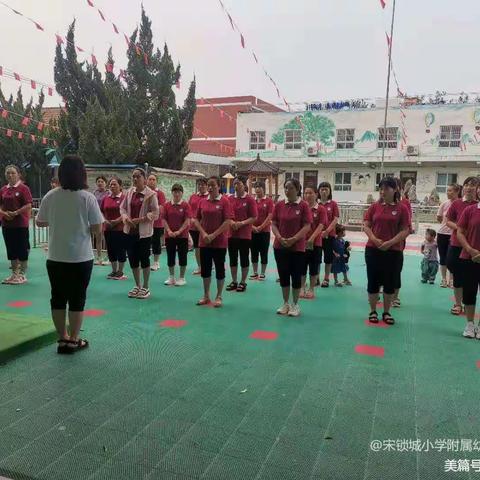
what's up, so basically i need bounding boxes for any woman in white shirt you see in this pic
[36,155,104,354]
[437,183,461,287]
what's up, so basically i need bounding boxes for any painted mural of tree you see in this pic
[271,112,335,146]
[357,130,378,143]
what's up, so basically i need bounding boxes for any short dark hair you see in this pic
[233,175,248,186]
[197,178,208,186]
[378,176,400,203]
[207,176,221,187]
[133,168,147,178]
[58,155,88,191]
[4,164,21,176]
[96,175,107,183]
[109,176,122,187]
[171,183,183,193]
[335,224,346,235]
[449,183,462,198]
[426,228,436,238]
[254,181,266,191]
[303,185,318,194]
[284,178,302,197]
[317,182,332,200]
[463,176,479,187]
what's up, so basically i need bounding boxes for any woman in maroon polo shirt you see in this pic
[120,168,159,299]
[188,178,209,275]
[93,175,109,265]
[272,178,312,317]
[163,183,192,286]
[147,173,166,271]
[318,182,340,288]
[226,175,258,293]
[193,176,233,308]
[446,176,479,315]
[250,181,274,281]
[0,165,32,285]
[363,177,410,325]
[100,176,127,280]
[300,185,328,299]
[456,202,480,339]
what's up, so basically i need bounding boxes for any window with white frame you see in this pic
[334,172,352,191]
[436,173,458,193]
[377,127,398,149]
[285,172,300,182]
[375,172,395,191]
[439,125,462,148]
[249,131,266,150]
[284,129,302,150]
[336,128,355,149]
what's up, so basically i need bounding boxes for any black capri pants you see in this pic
[302,246,321,277]
[151,227,164,255]
[251,232,270,265]
[274,248,305,289]
[166,237,188,267]
[437,233,451,266]
[447,245,463,289]
[200,247,226,280]
[228,237,251,268]
[463,259,480,305]
[126,234,152,269]
[365,247,403,295]
[320,236,334,264]
[46,260,93,312]
[104,230,127,263]
[2,227,29,261]
[190,230,200,249]
[394,252,404,290]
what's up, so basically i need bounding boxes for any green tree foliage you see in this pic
[54,8,196,169]
[0,86,53,196]
[271,112,335,147]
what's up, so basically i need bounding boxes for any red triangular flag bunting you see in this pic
[37,122,44,132]
[144,53,149,65]
[30,134,36,142]
[91,54,98,66]
[1,110,8,118]
[34,22,44,31]
[98,9,105,21]
[6,129,12,137]
[87,0,94,6]
[48,87,53,96]
[105,63,114,73]
[55,34,64,45]
[21,117,30,126]
[18,132,23,139]
[14,72,20,81]
[135,45,141,56]
[240,34,245,49]
[380,0,386,8]
[112,23,119,34]
[42,137,47,145]
[31,80,36,90]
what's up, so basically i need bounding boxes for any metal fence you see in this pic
[31,208,48,247]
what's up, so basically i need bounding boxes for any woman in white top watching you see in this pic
[436,183,461,287]
[36,155,104,354]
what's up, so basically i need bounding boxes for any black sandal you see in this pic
[236,282,247,292]
[368,311,379,323]
[65,338,89,352]
[57,339,73,355]
[226,281,238,291]
[382,312,395,325]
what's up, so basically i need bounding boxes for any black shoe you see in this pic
[226,281,238,291]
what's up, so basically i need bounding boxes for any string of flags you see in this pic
[0,125,56,145]
[217,0,290,111]
[0,107,58,130]
[193,126,235,155]
[198,98,234,122]
[0,66,57,97]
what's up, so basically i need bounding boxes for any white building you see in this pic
[233,101,480,202]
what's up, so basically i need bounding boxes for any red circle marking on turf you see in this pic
[376,302,384,309]
[364,319,390,328]
[355,344,385,357]
[250,330,278,341]
[7,300,32,308]
[83,309,106,317]
[160,319,187,328]
[450,296,456,302]
[476,361,480,369]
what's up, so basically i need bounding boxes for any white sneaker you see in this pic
[128,286,140,298]
[192,268,201,275]
[151,262,160,271]
[288,303,301,317]
[276,303,290,315]
[175,278,186,286]
[476,326,480,340]
[137,287,150,299]
[164,277,176,286]
[2,273,16,284]
[463,322,476,339]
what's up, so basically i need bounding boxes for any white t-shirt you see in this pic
[437,200,453,235]
[37,188,104,263]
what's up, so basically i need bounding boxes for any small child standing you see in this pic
[421,228,439,284]
[332,224,351,287]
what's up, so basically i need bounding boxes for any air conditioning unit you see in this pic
[307,146,318,157]
[406,145,419,156]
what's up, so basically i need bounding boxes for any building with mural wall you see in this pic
[234,101,480,202]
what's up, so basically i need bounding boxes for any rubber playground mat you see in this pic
[0,245,479,479]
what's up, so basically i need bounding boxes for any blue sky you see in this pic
[0,0,478,108]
